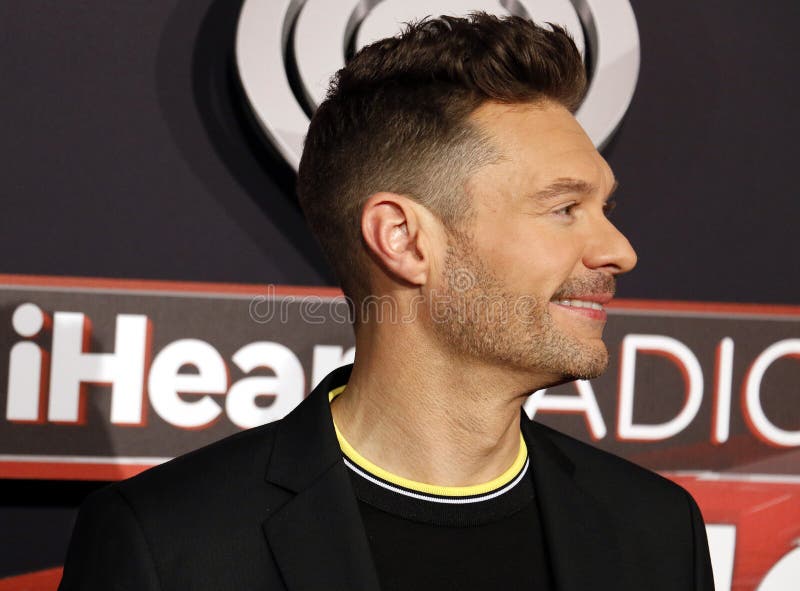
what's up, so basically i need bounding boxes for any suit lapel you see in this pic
[262,365,381,591]
[263,462,381,591]
[522,417,628,591]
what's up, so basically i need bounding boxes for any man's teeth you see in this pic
[556,299,604,311]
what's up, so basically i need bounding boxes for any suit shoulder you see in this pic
[116,419,281,503]
[530,419,691,503]
[66,421,291,589]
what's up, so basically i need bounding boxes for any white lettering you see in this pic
[707,524,736,591]
[7,342,44,422]
[713,338,735,444]
[524,380,607,439]
[618,334,703,440]
[148,339,228,429]
[744,339,800,447]
[47,313,149,424]
[757,546,800,591]
[6,303,48,422]
[226,342,304,428]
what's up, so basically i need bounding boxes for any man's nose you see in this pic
[582,215,638,275]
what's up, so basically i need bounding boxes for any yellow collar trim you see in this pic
[329,385,528,497]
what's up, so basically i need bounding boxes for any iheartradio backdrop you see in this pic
[1,1,798,591]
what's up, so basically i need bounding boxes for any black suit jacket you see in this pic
[59,364,714,590]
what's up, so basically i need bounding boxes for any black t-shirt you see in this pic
[331,388,554,590]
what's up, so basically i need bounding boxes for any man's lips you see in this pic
[552,292,614,305]
[549,293,613,321]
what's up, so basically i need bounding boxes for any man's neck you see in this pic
[329,329,539,487]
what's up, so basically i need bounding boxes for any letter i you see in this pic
[6,303,51,422]
[712,338,734,444]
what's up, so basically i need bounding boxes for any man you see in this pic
[59,13,714,591]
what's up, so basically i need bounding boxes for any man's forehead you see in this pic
[469,101,615,189]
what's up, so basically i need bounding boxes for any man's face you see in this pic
[427,101,637,384]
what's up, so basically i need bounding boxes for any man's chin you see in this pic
[515,345,609,386]
[567,359,608,381]
[554,341,610,382]
[574,349,609,380]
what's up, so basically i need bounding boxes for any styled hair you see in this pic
[297,13,586,313]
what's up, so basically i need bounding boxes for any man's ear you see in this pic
[361,192,431,286]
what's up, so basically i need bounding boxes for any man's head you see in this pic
[297,13,636,383]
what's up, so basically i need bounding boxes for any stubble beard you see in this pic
[428,234,610,382]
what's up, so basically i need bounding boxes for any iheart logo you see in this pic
[234,0,641,170]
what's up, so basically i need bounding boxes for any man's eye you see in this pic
[554,203,577,217]
[603,199,617,217]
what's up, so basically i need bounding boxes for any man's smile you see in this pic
[549,293,613,321]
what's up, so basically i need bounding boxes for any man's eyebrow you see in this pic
[533,178,619,200]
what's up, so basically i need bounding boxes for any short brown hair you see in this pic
[297,13,586,313]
